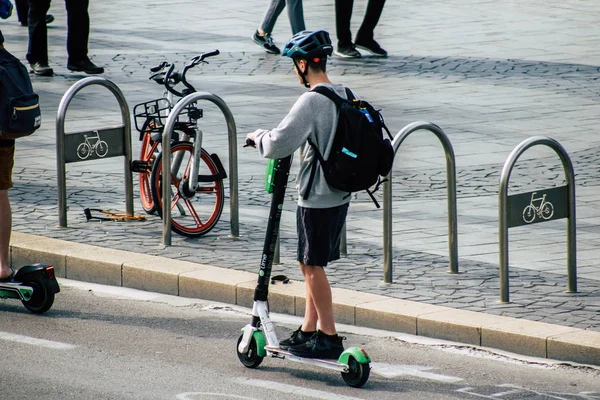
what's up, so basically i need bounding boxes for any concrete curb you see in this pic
[9,232,600,367]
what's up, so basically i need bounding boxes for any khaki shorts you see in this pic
[0,144,15,190]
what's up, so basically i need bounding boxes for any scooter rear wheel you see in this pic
[236,334,263,368]
[341,355,370,388]
[21,276,55,314]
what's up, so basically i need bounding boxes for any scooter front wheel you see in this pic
[21,276,55,314]
[236,334,263,368]
[341,355,370,388]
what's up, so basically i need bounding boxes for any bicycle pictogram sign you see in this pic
[522,191,554,224]
[76,130,108,160]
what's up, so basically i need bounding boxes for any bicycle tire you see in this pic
[139,123,160,214]
[150,141,225,238]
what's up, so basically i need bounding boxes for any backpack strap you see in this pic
[310,85,345,107]
[303,86,354,201]
[302,138,325,200]
[344,87,355,101]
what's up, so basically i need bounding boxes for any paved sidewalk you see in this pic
[2,1,599,364]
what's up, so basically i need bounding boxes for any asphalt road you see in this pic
[0,280,599,400]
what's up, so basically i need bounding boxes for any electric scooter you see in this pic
[236,146,371,388]
[0,264,60,314]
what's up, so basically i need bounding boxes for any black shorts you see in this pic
[297,203,349,267]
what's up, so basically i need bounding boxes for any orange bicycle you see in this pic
[132,51,226,237]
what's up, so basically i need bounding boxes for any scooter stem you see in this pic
[254,155,293,303]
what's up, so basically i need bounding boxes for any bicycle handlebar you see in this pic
[155,50,220,98]
[150,61,169,73]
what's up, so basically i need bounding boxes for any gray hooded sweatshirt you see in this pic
[251,82,354,209]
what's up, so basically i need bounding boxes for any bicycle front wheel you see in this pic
[150,141,225,238]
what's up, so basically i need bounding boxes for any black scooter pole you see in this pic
[254,155,293,303]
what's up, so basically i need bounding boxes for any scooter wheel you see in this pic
[341,356,370,388]
[21,276,55,314]
[236,333,263,368]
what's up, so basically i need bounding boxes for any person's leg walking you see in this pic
[334,0,361,57]
[253,0,285,54]
[26,0,50,65]
[65,0,89,63]
[285,0,305,34]
[335,0,353,46]
[65,0,103,73]
[356,0,385,42]
[259,0,285,35]
[15,0,28,25]
[354,0,387,56]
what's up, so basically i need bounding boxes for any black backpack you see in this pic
[0,51,41,140]
[303,86,394,208]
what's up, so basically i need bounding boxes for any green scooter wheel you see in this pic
[236,333,264,368]
[21,276,55,314]
[341,355,370,388]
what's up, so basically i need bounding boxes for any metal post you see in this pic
[56,77,132,227]
[162,92,239,246]
[499,136,576,303]
[382,121,458,284]
[382,171,393,283]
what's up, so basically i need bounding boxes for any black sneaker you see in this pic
[30,61,54,76]
[288,330,345,359]
[355,38,388,57]
[279,326,316,350]
[335,43,361,58]
[252,30,280,55]
[67,57,104,74]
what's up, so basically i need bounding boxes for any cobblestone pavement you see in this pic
[2,1,600,332]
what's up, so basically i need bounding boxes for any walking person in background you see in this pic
[26,0,103,76]
[334,0,387,58]
[252,0,305,54]
[14,0,54,27]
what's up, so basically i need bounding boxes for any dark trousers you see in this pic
[15,0,28,24]
[26,0,90,64]
[335,0,386,46]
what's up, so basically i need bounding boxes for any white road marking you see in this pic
[371,362,463,383]
[0,331,76,350]
[457,384,591,399]
[176,392,257,400]
[232,377,364,400]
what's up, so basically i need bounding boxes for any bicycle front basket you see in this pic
[133,98,171,133]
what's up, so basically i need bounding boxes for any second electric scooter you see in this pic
[236,148,371,388]
[0,263,60,314]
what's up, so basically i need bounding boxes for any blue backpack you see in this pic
[0,49,42,140]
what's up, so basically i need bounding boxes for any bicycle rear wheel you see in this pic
[150,141,225,237]
[139,128,159,214]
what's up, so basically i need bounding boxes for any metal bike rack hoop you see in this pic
[56,77,133,227]
[382,121,459,284]
[161,91,239,246]
[498,136,576,303]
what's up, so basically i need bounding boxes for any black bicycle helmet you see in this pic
[282,30,333,59]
